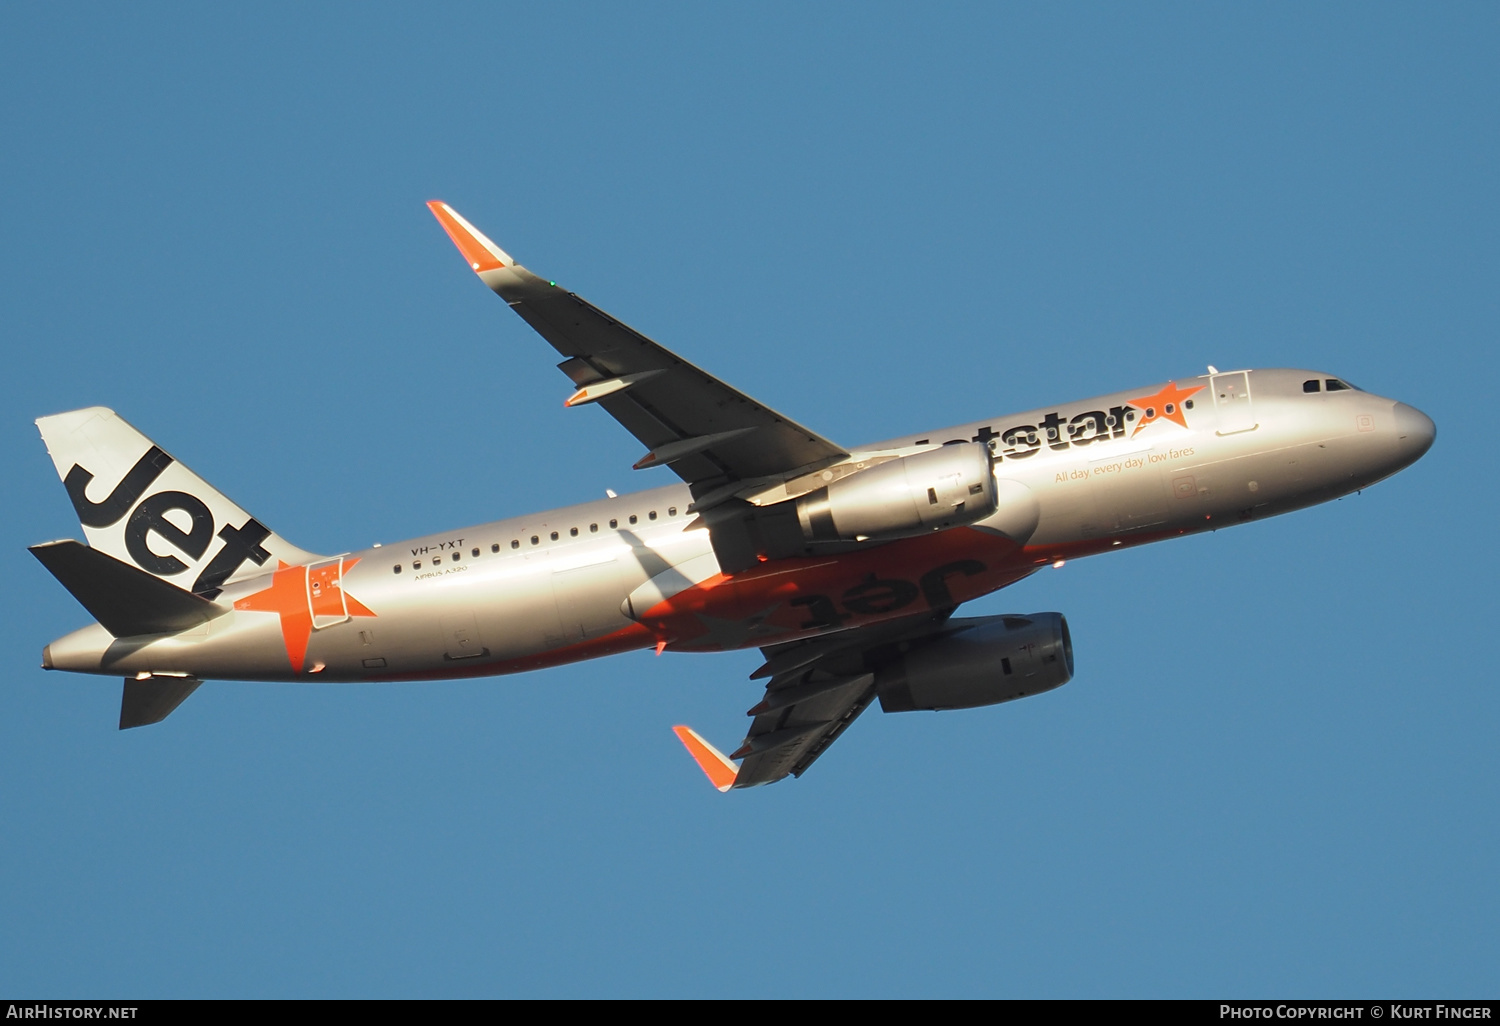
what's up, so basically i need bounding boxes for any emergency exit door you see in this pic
[307,558,352,629]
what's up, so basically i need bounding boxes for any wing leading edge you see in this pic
[427,201,848,498]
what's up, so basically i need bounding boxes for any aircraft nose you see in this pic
[1392,402,1436,463]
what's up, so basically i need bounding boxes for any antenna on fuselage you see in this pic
[1207,365,1219,374]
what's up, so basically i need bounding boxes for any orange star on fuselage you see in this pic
[1127,381,1205,436]
[233,559,376,672]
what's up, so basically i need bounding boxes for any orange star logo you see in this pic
[1127,381,1205,436]
[234,559,376,672]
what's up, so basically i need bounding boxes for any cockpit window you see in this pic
[1303,379,1321,393]
[1325,379,1350,392]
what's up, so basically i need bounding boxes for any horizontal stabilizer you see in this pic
[120,674,202,729]
[672,725,739,792]
[30,540,224,637]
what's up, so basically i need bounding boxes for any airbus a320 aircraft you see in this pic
[29,202,1436,790]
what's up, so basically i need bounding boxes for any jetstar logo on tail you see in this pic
[234,560,377,672]
[1126,381,1205,437]
[63,446,272,599]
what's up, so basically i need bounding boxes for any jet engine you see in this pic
[795,442,998,543]
[875,612,1073,712]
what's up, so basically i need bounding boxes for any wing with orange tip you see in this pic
[426,201,847,502]
[672,725,739,792]
[427,202,515,273]
[673,612,958,790]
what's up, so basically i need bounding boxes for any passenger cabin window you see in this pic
[413,560,422,569]
[609,519,618,529]
[590,523,598,533]
[451,551,460,561]
[570,527,578,537]
[629,515,638,525]
[492,543,500,553]
[668,507,677,517]
[1326,379,1350,392]
[550,531,559,541]
[530,536,539,546]
[472,547,480,557]
[433,555,442,564]
[1304,379,1321,393]
[393,565,402,574]
[648,510,657,521]
[511,540,519,549]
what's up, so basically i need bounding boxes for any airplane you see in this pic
[28,201,1436,790]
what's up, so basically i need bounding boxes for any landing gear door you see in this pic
[1211,371,1257,435]
[307,558,351,630]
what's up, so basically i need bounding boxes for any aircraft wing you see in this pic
[732,666,878,787]
[428,202,848,497]
[676,613,954,789]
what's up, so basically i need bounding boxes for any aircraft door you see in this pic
[307,558,351,629]
[1211,371,1257,435]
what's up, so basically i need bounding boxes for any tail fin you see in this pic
[35,408,318,598]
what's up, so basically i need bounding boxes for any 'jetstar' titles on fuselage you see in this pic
[941,382,1205,461]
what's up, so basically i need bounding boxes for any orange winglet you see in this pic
[672,725,739,792]
[426,200,510,273]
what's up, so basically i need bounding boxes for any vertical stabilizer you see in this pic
[36,408,319,598]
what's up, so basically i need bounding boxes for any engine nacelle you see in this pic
[795,442,998,543]
[875,613,1073,713]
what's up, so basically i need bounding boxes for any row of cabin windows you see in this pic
[391,506,680,573]
[1304,378,1358,393]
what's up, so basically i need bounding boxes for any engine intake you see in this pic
[796,443,998,543]
[876,612,1073,713]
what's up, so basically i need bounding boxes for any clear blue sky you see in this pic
[2,3,1495,998]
